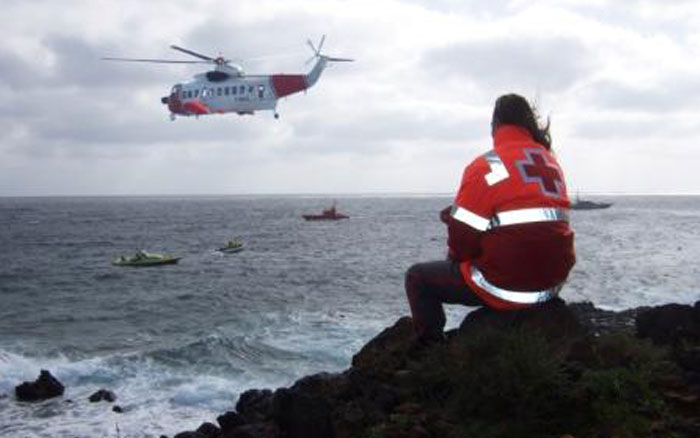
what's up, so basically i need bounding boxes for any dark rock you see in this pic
[568,301,644,335]
[235,389,273,423]
[15,370,65,402]
[271,387,334,438]
[459,297,585,342]
[636,303,699,345]
[89,389,117,403]
[217,411,247,434]
[174,432,207,438]
[195,422,221,438]
[112,405,123,413]
[346,371,399,414]
[224,423,279,438]
[351,316,415,374]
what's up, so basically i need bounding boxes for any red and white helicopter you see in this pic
[103,36,352,120]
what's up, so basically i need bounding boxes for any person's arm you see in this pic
[440,205,451,224]
[445,212,482,261]
[444,156,491,261]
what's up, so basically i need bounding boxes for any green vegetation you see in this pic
[381,328,674,438]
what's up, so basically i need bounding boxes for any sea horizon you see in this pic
[1,191,699,199]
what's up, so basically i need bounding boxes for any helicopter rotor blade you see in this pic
[101,57,208,64]
[317,35,326,53]
[325,56,354,62]
[306,39,317,55]
[170,45,215,62]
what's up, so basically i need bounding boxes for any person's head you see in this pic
[491,93,551,150]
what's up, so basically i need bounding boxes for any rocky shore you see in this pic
[12,299,700,437]
[164,298,700,438]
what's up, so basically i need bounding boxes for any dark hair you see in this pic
[491,94,551,150]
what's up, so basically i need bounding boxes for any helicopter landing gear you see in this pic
[169,113,176,121]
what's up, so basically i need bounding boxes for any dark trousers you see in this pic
[405,260,485,340]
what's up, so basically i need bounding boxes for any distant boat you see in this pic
[571,195,612,210]
[217,239,245,254]
[113,250,180,267]
[302,202,349,221]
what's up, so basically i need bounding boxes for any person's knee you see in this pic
[405,263,424,289]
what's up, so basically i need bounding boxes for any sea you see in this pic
[0,195,698,438]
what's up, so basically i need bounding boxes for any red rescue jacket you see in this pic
[444,125,576,310]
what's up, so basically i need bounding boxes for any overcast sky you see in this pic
[1,0,699,196]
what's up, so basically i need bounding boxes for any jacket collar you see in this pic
[492,124,535,148]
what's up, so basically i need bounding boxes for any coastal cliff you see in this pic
[174,299,700,438]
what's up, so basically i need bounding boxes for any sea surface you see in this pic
[0,195,698,437]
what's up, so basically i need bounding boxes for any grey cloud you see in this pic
[423,36,594,92]
[297,106,481,143]
[400,0,518,17]
[0,88,268,158]
[571,116,697,140]
[584,77,700,113]
[0,48,46,88]
[43,35,175,89]
[572,1,697,43]
[182,13,327,70]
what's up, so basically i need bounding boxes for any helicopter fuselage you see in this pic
[162,58,327,119]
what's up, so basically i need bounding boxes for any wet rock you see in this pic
[173,432,207,438]
[89,389,117,403]
[568,301,644,334]
[235,389,273,423]
[112,405,123,413]
[636,303,700,345]
[459,297,585,342]
[216,411,247,434]
[15,370,64,402]
[195,422,221,438]
[225,422,279,438]
[271,387,334,438]
[351,316,415,375]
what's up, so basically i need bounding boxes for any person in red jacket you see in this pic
[405,93,576,342]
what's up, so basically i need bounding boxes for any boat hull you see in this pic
[113,256,180,267]
[571,202,612,210]
[217,246,244,254]
[302,214,349,221]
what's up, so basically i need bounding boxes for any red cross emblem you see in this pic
[515,149,564,197]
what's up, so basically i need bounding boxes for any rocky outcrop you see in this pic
[171,299,700,438]
[88,389,117,403]
[15,369,65,402]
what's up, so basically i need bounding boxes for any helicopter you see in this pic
[102,36,353,120]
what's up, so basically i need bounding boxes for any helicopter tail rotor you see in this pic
[306,35,353,65]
